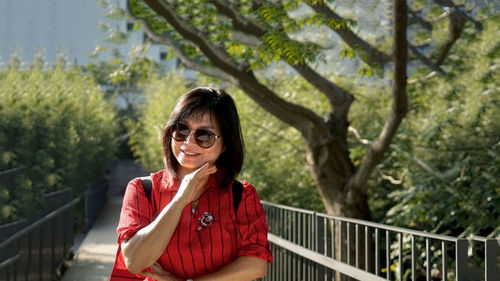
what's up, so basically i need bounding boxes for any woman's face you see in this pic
[171,112,225,178]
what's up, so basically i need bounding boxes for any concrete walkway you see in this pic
[61,196,122,281]
[62,160,148,281]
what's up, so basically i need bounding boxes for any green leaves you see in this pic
[0,63,118,224]
[260,30,321,65]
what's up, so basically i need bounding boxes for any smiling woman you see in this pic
[111,87,273,281]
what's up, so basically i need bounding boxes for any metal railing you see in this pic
[261,201,500,281]
[84,178,109,232]
[0,198,79,281]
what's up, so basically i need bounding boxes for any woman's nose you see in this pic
[184,132,197,145]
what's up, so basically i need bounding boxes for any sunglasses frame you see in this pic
[171,122,221,148]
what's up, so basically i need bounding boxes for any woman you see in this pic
[116,87,273,281]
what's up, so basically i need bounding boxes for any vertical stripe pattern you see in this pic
[116,170,273,280]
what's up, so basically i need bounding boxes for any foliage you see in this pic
[365,17,500,238]
[0,60,118,224]
[111,0,498,238]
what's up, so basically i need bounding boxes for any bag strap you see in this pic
[139,176,243,211]
[139,176,152,204]
[232,180,243,212]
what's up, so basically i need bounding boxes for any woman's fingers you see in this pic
[142,263,181,281]
[176,162,218,203]
[152,262,167,274]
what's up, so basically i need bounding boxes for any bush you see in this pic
[0,62,118,224]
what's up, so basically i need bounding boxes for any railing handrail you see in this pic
[261,200,500,281]
[0,197,79,252]
[268,233,386,281]
[0,166,27,179]
[261,200,498,243]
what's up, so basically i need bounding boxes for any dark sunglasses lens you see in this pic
[195,130,215,148]
[172,123,190,141]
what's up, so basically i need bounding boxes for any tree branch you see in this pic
[210,0,266,37]
[435,9,467,66]
[408,8,433,31]
[347,0,408,194]
[126,6,234,82]
[434,0,483,31]
[210,0,354,113]
[407,71,437,84]
[291,64,354,115]
[306,2,391,69]
[141,0,326,134]
[408,44,446,75]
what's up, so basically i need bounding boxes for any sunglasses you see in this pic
[171,123,221,148]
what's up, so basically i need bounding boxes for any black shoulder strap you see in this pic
[139,176,153,203]
[232,180,243,211]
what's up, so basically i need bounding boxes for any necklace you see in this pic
[191,198,200,214]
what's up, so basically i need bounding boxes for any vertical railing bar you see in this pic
[365,226,369,272]
[39,221,43,281]
[386,230,390,280]
[286,210,290,281]
[356,224,359,268]
[309,214,313,250]
[324,217,327,256]
[347,222,351,265]
[313,213,317,280]
[332,219,335,260]
[279,247,283,281]
[298,212,302,247]
[456,238,468,281]
[485,238,500,281]
[442,241,447,281]
[311,213,315,280]
[287,247,291,281]
[324,217,328,280]
[375,228,379,276]
[291,212,295,281]
[271,244,278,280]
[340,221,343,264]
[412,235,416,281]
[285,209,288,240]
[52,218,56,278]
[281,207,285,238]
[426,238,431,281]
[399,233,403,281]
[302,214,306,281]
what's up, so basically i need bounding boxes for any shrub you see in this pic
[0,63,118,224]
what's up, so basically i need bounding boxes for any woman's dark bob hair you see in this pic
[162,87,244,187]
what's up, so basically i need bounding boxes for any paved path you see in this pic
[61,196,122,281]
[62,160,148,281]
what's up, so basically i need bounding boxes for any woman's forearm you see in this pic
[121,197,188,274]
[194,256,267,281]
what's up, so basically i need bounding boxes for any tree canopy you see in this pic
[101,0,496,221]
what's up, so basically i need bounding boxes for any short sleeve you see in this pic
[116,178,154,244]
[235,181,273,263]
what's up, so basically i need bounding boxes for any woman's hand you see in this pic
[174,162,217,204]
[141,263,182,281]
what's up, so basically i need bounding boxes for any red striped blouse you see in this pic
[116,169,273,280]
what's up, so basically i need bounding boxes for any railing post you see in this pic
[485,239,499,281]
[456,238,468,281]
[317,215,325,281]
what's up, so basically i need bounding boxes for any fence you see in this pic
[84,178,109,232]
[261,201,500,281]
[0,198,79,281]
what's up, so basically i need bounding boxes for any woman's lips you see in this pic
[181,150,201,157]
